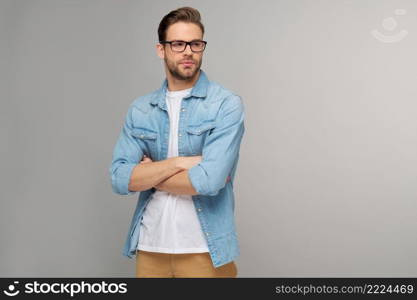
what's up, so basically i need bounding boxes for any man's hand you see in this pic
[139,155,153,164]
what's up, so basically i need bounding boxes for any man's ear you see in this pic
[156,44,165,59]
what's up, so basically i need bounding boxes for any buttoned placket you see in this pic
[177,95,210,240]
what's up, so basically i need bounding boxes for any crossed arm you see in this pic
[153,169,198,195]
[127,156,202,195]
[128,155,230,195]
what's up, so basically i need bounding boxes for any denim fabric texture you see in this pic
[109,70,245,268]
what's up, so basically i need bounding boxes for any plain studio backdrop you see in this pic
[1,0,416,277]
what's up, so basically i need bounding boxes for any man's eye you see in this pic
[173,42,185,46]
[192,42,202,46]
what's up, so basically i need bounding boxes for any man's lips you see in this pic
[180,61,194,66]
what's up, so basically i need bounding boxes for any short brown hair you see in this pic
[158,7,205,42]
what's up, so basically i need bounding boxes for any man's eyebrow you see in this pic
[170,39,203,42]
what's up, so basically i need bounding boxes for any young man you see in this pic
[109,7,245,278]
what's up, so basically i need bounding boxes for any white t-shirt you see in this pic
[137,87,209,253]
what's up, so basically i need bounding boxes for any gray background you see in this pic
[1,0,416,277]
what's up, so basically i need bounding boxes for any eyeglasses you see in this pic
[159,40,207,53]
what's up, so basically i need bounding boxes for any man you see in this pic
[109,7,245,278]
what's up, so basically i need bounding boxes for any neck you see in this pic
[166,69,200,91]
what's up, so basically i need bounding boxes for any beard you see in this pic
[164,57,202,81]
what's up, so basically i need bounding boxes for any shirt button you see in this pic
[197,208,202,212]
[140,134,144,138]
[179,133,182,137]
[206,232,209,236]
[181,108,186,112]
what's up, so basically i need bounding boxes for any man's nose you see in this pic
[183,43,193,54]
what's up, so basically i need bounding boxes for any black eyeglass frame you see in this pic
[159,40,208,53]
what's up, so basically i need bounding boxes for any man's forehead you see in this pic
[166,22,203,40]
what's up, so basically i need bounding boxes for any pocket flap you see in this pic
[131,128,158,140]
[186,122,216,135]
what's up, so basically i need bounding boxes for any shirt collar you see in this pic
[150,69,209,106]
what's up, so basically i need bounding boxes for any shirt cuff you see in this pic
[112,163,137,195]
[188,164,210,196]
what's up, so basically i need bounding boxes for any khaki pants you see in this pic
[136,250,238,278]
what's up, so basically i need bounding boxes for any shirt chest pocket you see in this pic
[131,127,158,160]
[185,121,216,155]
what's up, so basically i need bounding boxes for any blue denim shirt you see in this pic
[108,69,245,268]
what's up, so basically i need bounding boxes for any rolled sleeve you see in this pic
[109,103,144,196]
[187,94,245,197]
[110,162,137,195]
[188,163,211,195]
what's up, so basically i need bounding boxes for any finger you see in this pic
[141,156,153,163]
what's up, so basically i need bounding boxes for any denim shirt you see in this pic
[108,69,245,268]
